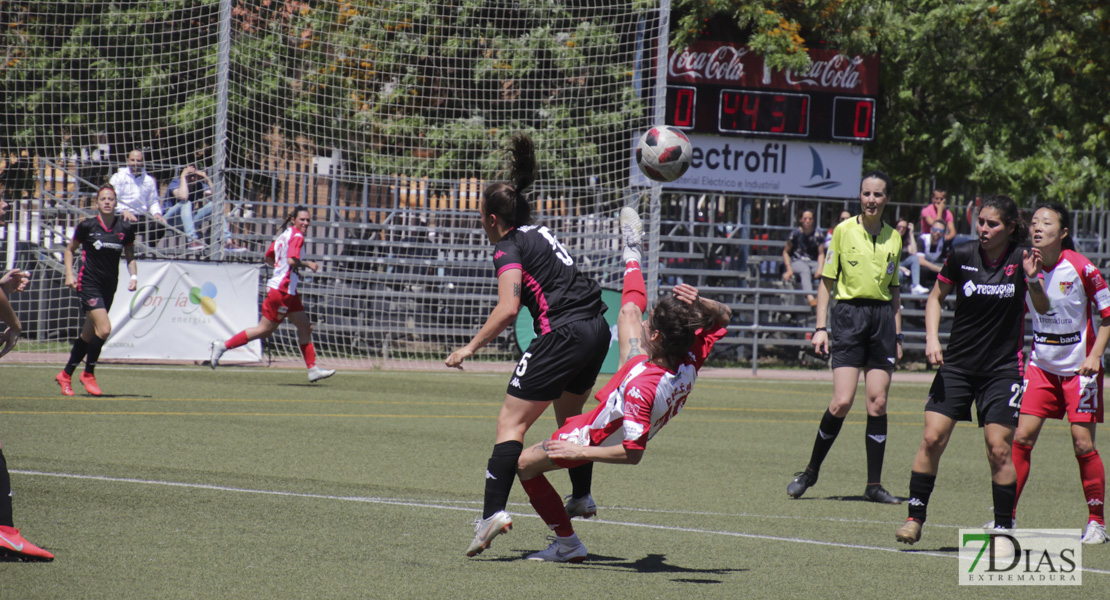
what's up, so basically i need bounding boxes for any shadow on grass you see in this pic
[824,494,905,504]
[524,552,748,580]
[900,546,959,554]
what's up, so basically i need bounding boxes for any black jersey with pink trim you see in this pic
[936,241,1028,376]
[73,215,135,292]
[492,225,605,335]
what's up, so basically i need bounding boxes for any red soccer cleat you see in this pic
[0,526,54,561]
[79,372,102,396]
[55,371,74,396]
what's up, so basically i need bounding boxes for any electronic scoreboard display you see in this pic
[665,43,879,143]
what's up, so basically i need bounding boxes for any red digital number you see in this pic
[853,100,872,138]
[673,88,694,128]
[741,93,760,130]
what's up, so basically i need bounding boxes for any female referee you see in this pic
[209,206,335,383]
[447,133,610,558]
[55,184,138,397]
[895,195,1034,544]
[786,171,903,504]
[1013,203,1110,545]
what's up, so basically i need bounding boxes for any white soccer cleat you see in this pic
[466,510,512,557]
[1081,520,1109,544]
[527,534,587,563]
[308,366,335,383]
[619,206,643,264]
[564,493,597,519]
[209,340,226,370]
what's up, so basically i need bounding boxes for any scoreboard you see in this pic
[665,42,879,143]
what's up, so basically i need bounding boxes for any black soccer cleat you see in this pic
[787,470,818,499]
[865,484,902,505]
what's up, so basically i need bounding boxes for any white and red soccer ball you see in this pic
[636,126,693,182]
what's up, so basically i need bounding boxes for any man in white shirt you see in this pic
[109,150,168,243]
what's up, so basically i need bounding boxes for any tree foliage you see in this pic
[675,0,1110,206]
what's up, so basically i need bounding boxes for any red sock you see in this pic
[300,342,316,369]
[520,475,574,537]
[225,330,249,350]
[622,260,647,314]
[1013,442,1032,514]
[1077,450,1106,526]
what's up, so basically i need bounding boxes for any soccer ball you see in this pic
[636,126,693,182]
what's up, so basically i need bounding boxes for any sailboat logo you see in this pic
[801,146,842,189]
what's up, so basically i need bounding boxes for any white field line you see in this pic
[13,469,1108,575]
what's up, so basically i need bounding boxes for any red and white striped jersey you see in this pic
[1027,249,1110,376]
[265,227,305,295]
[558,323,727,452]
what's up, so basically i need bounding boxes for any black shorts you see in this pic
[507,312,610,401]
[79,287,115,313]
[925,367,1021,427]
[829,300,896,371]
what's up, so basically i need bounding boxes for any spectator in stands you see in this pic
[916,221,950,293]
[109,149,168,244]
[919,188,956,243]
[895,218,922,294]
[782,209,825,307]
[162,165,243,252]
[825,210,851,247]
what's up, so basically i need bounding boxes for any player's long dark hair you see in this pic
[280,205,310,231]
[97,183,117,198]
[482,133,537,228]
[1033,202,1076,251]
[980,195,1028,243]
[649,296,718,369]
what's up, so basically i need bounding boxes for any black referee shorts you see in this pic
[925,367,1021,427]
[507,312,610,401]
[79,286,116,313]
[829,299,897,371]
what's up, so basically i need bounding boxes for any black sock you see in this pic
[568,462,593,500]
[806,409,845,472]
[482,441,523,519]
[907,471,936,523]
[865,414,888,485]
[84,335,106,375]
[64,337,90,376]
[0,448,13,527]
[992,481,1017,528]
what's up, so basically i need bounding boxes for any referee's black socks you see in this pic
[865,414,888,485]
[907,471,936,523]
[806,409,844,473]
[482,441,523,520]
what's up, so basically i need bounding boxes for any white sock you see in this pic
[623,244,641,265]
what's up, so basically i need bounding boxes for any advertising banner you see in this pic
[102,261,262,362]
[631,133,864,198]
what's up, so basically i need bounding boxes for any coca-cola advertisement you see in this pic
[668,41,878,96]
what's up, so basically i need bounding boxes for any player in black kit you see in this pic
[896,195,1037,544]
[55,184,138,397]
[446,133,610,557]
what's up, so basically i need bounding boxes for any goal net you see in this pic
[1,0,667,367]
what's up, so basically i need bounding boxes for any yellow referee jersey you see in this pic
[823,216,901,301]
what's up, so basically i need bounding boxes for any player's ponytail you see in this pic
[482,133,537,228]
[981,195,1028,243]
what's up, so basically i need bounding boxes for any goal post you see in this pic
[0,0,670,367]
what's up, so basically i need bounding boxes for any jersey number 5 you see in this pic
[538,227,574,266]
